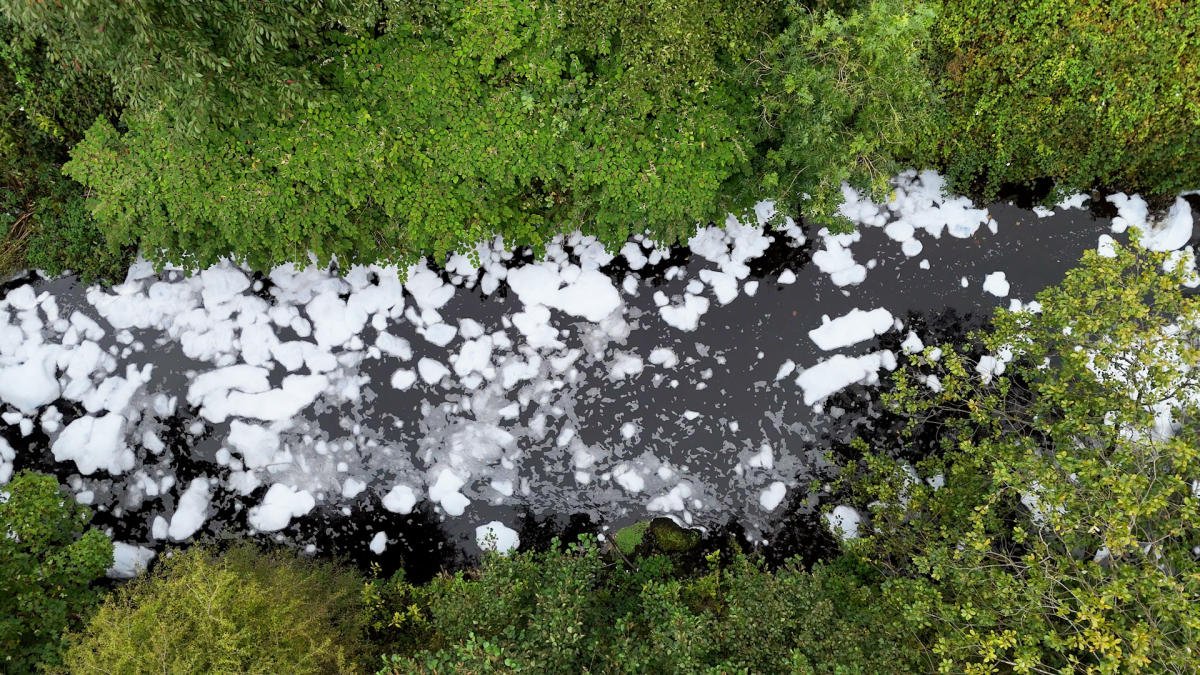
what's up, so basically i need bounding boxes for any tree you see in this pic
[750,0,940,226]
[369,537,922,673]
[0,0,383,134]
[935,0,1200,201]
[63,0,779,270]
[851,244,1200,672]
[0,471,113,672]
[0,15,127,280]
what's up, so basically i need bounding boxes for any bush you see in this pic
[752,0,940,225]
[370,538,921,673]
[63,0,778,270]
[935,0,1200,200]
[0,0,380,133]
[851,244,1200,671]
[0,471,112,673]
[0,14,127,281]
[64,544,370,674]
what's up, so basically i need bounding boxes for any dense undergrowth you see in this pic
[6,247,1197,673]
[2,0,1198,276]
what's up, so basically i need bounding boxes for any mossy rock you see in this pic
[612,518,702,557]
[647,518,701,553]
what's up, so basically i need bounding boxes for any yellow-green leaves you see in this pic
[860,243,1200,672]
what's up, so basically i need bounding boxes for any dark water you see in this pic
[1,201,1126,581]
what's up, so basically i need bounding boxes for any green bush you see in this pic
[63,0,778,270]
[0,0,382,134]
[851,244,1200,672]
[0,471,112,673]
[752,0,940,224]
[935,0,1200,200]
[0,14,127,281]
[370,538,921,673]
[64,544,370,674]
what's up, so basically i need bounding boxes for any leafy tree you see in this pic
[64,544,370,674]
[371,538,921,673]
[0,471,113,673]
[0,0,386,134]
[62,0,780,270]
[0,15,127,280]
[935,0,1200,201]
[850,244,1200,672]
[751,0,940,226]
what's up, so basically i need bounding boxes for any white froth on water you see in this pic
[0,173,1192,559]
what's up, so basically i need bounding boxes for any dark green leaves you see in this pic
[0,472,113,672]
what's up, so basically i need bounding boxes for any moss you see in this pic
[647,517,701,553]
[613,520,650,556]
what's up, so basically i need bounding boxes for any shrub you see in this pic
[0,14,126,281]
[371,538,921,673]
[63,0,779,270]
[0,0,382,133]
[852,244,1200,671]
[751,0,941,225]
[0,471,112,673]
[64,544,370,674]
[935,0,1200,200]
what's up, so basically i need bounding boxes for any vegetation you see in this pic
[369,541,922,673]
[4,0,1197,273]
[63,544,371,674]
[0,15,128,280]
[935,0,1200,200]
[753,0,940,224]
[852,244,1200,671]
[3,2,1200,672]
[60,0,780,269]
[0,471,112,673]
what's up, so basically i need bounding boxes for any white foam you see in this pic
[982,272,1010,297]
[168,477,211,540]
[758,481,786,511]
[52,413,134,475]
[795,351,897,406]
[825,504,861,540]
[108,542,155,579]
[808,308,894,351]
[475,520,520,554]
[381,484,417,514]
[248,483,315,532]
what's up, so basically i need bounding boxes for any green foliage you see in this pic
[64,544,370,674]
[372,538,921,673]
[0,0,385,134]
[0,471,113,673]
[23,187,132,282]
[853,244,1200,672]
[936,0,1200,200]
[63,0,778,270]
[0,15,127,281]
[752,0,940,226]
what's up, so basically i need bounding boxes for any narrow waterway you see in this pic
[1,172,1192,580]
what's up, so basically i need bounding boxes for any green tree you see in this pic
[935,0,1200,201]
[851,244,1200,672]
[0,0,385,134]
[751,0,940,226]
[0,15,127,280]
[64,544,370,674]
[63,0,779,270]
[371,538,921,673]
[0,471,113,673]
